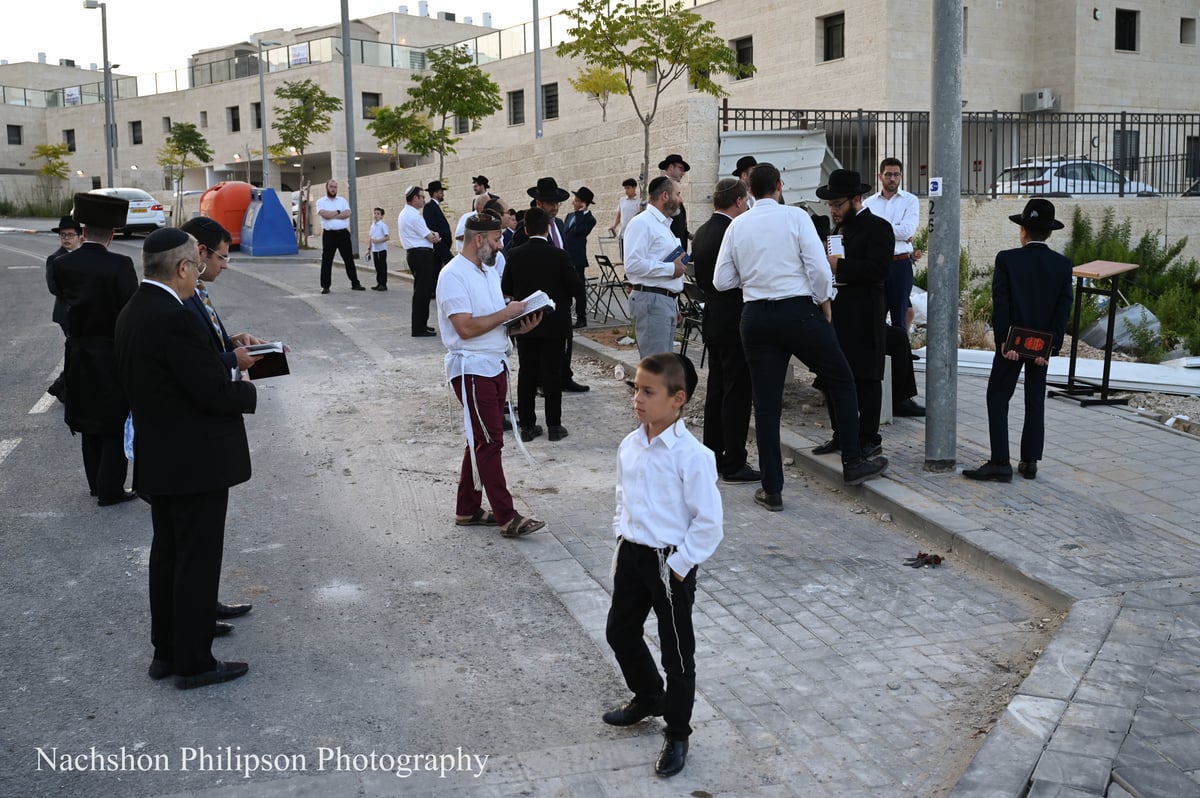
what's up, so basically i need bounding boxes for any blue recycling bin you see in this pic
[240,188,298,256]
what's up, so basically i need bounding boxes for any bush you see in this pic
[911,226,993,337]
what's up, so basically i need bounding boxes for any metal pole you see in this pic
[533,0,543,139]
[258,39,270,190]
[924,0,963,471]
[340,0,360,258]
[100,3,114,186]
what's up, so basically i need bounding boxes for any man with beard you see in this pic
[316,178,364,293]
[45,215,84,399]
[659,154,691,253]
[623,176,688,359]
[399,185,442,337]
[812,169,893,461]
[424,180,454,267]
[437,212,545,538]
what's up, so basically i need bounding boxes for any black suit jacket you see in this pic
[992,242,1074,354]
[185,287,238,372]
[500,238,583,339]
[671,202,689,252]
[115,283,257,496]
[691,212,744,346]
[563,210,596,269]
[832,208,892,380]
[424,199,453,265]
[507,217,566,252]
[45,246,71,331]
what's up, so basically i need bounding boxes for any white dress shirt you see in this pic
[436,253,509,380]
[315,195,350,231]
[369,220,389,252]
[713,198,835,304]
[863,189,919,255]
[622,204,684,292]
[399,204,434,250]
[613,419,724,575]
[617,195,642,238]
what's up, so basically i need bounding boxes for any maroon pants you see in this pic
[451,372,516,525]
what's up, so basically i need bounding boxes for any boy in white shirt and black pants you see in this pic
[369,207,390,291]
[603,353,724,778]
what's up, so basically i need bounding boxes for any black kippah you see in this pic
[464,213,502,232]
[143,227,190,254]
[675,354,698,401]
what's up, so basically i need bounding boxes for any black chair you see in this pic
[590,254,630,322]
[677,280,706,367]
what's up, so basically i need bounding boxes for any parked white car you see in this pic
[84,187,168,235]
[992,158,1157,196]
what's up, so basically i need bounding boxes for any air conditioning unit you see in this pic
[1021,88,1057,113]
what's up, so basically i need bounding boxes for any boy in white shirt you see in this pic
[369,207,390,291]
[603,353,723,778]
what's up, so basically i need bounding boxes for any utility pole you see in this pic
[533,0,543,139]
[341,0,360,258]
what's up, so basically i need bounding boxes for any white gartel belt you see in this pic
[450,351,532,490]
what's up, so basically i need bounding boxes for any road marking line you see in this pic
[7,265,40,270]
[29,393,57,414]
[47,356,65,382]
[0,439,19,466]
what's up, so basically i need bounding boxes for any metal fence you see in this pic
[720,103,1200,197]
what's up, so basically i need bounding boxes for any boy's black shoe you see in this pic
[754,488,782,511]
[655,736,688,777]
[1017,461,1038,479]
[843,456,888,486]
[963,461,1013,482]
[602,697,665,726]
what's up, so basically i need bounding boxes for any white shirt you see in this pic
[622,204,683,292]
[454,213,470,253]
[617,195,641,238]
[713,198,835,304]
[399,204,433,250]
[143,279,181,303]
[315,195,350,231]
[613,419,723,575]
[436,253,510,380]
[369,220,389,252]
[863,189,919,256]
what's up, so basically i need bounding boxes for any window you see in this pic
[507,89,525,126]
[1183,18,1197,45]
[409,50,426,70]
[7,124,22,145]
[732,36,753,78]
[91,176,101,190]
[1115,9,1138,51]
[227,105,240,133]
[361,92,381,119]
[1114,129,1140,172]
[162,116,171,133]
[822,13,845,62]
[542,82,559,120]
[251,102,262,130]
[454,115,470,135]
[63,129,76,153]
[199,110,208,128]
[129,120,143,145]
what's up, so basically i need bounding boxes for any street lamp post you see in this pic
[83,0,115,187]
[256,39,281,190]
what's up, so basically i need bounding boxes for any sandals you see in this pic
[455,508,499,526]
[499,514,545,538]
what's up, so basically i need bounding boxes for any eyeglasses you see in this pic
[215,253,230,263]
[882,171,902,178]
[825,198,850,210]
[58,231,79,239]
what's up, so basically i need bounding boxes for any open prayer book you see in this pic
[504,291,555,329]
[243,341,290,380]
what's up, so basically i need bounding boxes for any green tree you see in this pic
[557,0,754,200]
[366,104,436,170]
[32,143,72,211]
[272,78,342,179]
[156,123,213,225]
[401,45,502,180]
[569,65,628,123]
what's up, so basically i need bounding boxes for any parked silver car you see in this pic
[992,157,1157,196]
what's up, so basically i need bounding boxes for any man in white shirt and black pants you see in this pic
[316,178,364,294]
[862,157,920,331]
[399,185,441,337]
[714,163,888,511]
[623,176,688,359]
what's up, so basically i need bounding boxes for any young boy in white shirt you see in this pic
[603,353,724,778]
[369,207,390,291]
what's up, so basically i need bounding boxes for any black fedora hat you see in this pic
[1009,197,1064,230]
[426,180,444,193]
[815,169,873,200]
[658,153,690,172]
[471,175,490,188]
[572,186,595,205]
[731,155,758,177]
[72,192,129,228]
[52,215,83,234]
[526,177,570,203]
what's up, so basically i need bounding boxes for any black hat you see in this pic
[675,354,698,401]
[815,169,873,200]
[143,227,191,254]
[810,213,831,240]
[72,192,129,228]
[572,186,595,205]
[52,215,83,234]
[1009,198,1064,230]
[658,154,690,172]
[732,155,758,176]
[526,177,570,203]
[472,175,490,188]
[426,180,444,193]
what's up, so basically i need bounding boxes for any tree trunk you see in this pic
[641,122,652,205]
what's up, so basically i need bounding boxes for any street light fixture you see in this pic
[256,38,282,190]
[83,0,115,187]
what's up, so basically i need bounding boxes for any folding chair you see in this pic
[590,254,630,322]
[677,280,707,367]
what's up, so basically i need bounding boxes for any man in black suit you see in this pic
[53,194,139,506]
[563,186,596,328]
[115,228,257,689]
[660,154,691,252]
[691,178,759,484]
[501,208,584,442]
[45,215,83,400]
[965,199,1074,482]
[424,180,454,267]
[813,170,893,459]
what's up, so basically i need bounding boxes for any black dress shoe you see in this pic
[371,284,387,291]
[148,659,172,680]
[812,437,840,455]
[860,442,883,460]
[563,380,590,393]
[98,490,139,507]
[963,461,1013,482]
[548,425,569,441]
[721,465,761,484]
[412,330,437,337]
[574,317,587,328]
[426,326,436,334]
[320,287,331,294]
[175,660,249,690]
[602,697,665,726]
[519,425,543,442]
[215,601,252,619]
[655,736,689,778]
[1018,461,1038,479]
[843,456,888,486]
[894,398,926,417]
[754,488,782,511]
[351,284,366,291]
[214,621,234,637]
